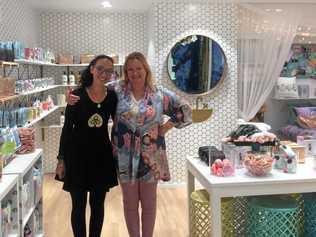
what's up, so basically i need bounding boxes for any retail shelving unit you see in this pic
[3,149,44,237]
[0,174,19,237]
[24,106,59,128]
[0,85,60,104]
[15,59,123,78]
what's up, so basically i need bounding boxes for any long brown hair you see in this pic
[123,52,155,91]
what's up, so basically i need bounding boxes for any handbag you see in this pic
[198,146,225,165]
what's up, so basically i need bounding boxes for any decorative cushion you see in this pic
[294,107,316,128]
[294,107,316,117]
[297,115,316,128]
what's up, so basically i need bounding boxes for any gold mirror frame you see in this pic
[167,35,228,96]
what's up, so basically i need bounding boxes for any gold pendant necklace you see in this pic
[88,88,107,109]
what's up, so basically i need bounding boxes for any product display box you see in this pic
[57,54,73,64]
[80,54,95,64]
[280,141,305,163]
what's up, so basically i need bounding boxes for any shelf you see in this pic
[59,84,78,87]
[14,59,55,66]
[22,206,35,228]
[24,106,59,128]
[15,59,123,67]
[19,85,60,95]
[22,197,41,229]
[3,149,43,177]
[7,234,19,237]
[55,63,123,67]
[272,97,316,100]
[0,85,60,103]
[0,174,18,201]
[0,61,19,67]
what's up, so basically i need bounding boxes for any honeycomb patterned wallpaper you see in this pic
[39,11,148,62]
[0,0,38,46]
[1,1,239,182]
[37,11,149,173]
[150,1,238,184]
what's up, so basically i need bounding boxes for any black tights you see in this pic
[70,190,107,237]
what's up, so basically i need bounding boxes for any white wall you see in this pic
[0,0,39,46]
[149,1,238,183]
[39,11,148,63]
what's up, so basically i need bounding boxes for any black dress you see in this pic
[57,87,118,192]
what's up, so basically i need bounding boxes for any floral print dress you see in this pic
[111,83,192,183]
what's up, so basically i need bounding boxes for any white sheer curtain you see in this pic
[238,5,300,121]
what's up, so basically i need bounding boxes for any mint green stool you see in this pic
[247,196,300,237]
[303,193,316,237]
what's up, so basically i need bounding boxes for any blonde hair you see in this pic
[123,52,155,91]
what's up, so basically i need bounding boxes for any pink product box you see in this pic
[24,48,34,60]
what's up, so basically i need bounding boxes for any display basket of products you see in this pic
[233,140,277,147]
[223,123,278,146]
[243,152,273,176]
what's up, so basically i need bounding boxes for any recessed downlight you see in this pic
[102,1,112,8]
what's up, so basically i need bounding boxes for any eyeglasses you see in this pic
[94,65,115,77]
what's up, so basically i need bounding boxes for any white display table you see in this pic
[186,156,316,237]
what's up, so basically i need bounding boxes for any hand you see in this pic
[158,121,174,136]
[55,160,65,179]
[66,88,80,105]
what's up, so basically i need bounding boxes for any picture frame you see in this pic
[303,139,316,155]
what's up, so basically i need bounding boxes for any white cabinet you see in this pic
[0,174,19,237]
[3,149,44,237]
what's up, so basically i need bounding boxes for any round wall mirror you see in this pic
[167,35,227,95]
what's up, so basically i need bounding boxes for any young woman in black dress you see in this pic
[55,55,118,237]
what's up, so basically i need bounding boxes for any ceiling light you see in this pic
[265,9,271,12]
[188,4,197,11]
[302,37,305,41]
[298,27,302,31]
[275,9,283,12]
[308,27,312,31]
[101,1,112,8]
[309,41,312,44]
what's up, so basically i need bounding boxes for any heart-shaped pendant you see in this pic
[88,113,103,128]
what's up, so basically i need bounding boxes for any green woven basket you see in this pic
[190,189,235,237]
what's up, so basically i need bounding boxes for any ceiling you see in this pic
[26,0,316,42]
[27,0,316,12]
